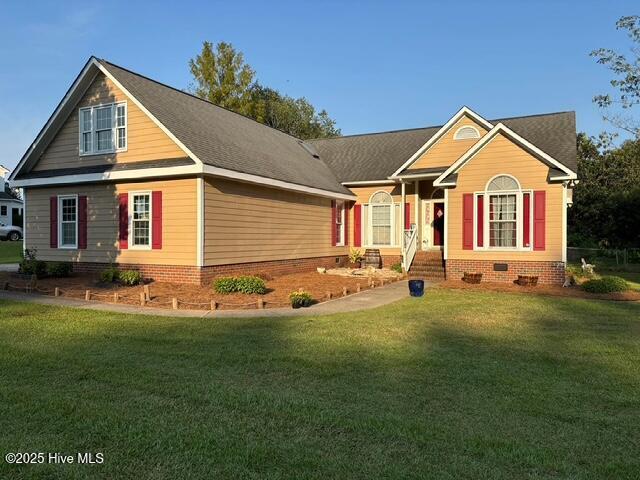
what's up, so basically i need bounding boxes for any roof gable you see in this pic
[391,107,493,177]
[433,123,577,186]
[404,114,489,173]
[310,111,577,183]
[11,57,352,198]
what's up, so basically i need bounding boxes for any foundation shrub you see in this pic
[582,276,629,294]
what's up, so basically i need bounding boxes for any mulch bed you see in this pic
[436,279,640,302]
[0,271,399,310]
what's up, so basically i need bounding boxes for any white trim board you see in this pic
[12,164,355,201]
[433,123,577,187]
[341,180,397,186]
[390,106,494,178]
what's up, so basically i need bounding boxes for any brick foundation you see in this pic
[381,255,402,269]
[66,255,349,285]
[445,259,565,285]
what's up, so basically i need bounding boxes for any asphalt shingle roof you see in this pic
[309,112,577,183]
[100,60,352,195]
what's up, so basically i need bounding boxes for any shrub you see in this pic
[289,291,313,308]
[235,276,266,294]
[213,276,266,294]
[119,270,143,286]
[100,266,120,283]
[391,263,403,274]
[46,262,73,278]
[582,276,629,294]
[19,248,47,278]
[213,277,238,294]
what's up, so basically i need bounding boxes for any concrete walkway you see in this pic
[0,280,411,318]
[0,263,19,272]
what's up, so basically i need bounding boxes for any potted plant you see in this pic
[348,247,363,268]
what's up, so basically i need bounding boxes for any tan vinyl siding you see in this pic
[33,72,185,172]
[25,179,197,265]
[204,178,348,265]
[347,184,416,255]
[447,133,563,261]
[408,116,488,171]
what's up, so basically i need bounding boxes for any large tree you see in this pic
[591,15,640,137]
[248,85,340,139]
[188,41,255,117]
[568,133,640,248]
[188,41,340,139]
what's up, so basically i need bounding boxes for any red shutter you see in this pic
[50,196,58,248]
[118,193,128,249]
[330,200,337,246]
[78,195,88,249]
[353,204,362,247]
[462,193,474,250]
[523,193,531,248]
[152,191,162,250]
[344,202,349,246]
[404,202,411,229]
[533,191,546,251]
[476,195,484,247]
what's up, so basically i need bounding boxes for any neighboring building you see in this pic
[0,165,23,229]
[10,57,577,284]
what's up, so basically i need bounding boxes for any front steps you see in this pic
[408,251,446,280]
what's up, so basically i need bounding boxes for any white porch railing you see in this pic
[403,226,418,272]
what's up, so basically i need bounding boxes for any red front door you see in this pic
[433,203,445,246]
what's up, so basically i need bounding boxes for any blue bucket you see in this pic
[408,279,425,297]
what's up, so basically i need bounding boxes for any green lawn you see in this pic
[1,291,639,479]
[0,241,22,264]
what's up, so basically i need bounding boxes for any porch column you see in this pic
[401,181,406,254]
[414,180,419,246]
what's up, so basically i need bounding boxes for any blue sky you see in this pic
[0,0,636,170]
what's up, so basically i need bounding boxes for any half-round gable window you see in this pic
[487,175,520,191]
[370,191,393,204]
[453,125,481,140]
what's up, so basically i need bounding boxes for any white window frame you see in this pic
[472,174,533,252]
[78,101,127,156]
[128,191,152,250]
[335,201,345,246]
[58,194,78,249]
[364,190,399,248]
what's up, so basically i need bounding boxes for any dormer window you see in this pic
[79,102,127,155]
[453,125,481,140]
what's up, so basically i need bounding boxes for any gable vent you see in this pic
[454,126,481,140]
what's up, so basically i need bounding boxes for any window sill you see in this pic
[474,247,533,252]
[58,245,78,250]
[79,148,128,157]
[128,245,152,251]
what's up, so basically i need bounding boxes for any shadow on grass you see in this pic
[0,292,639,479]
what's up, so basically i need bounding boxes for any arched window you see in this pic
[369,191,393,246]
[487,175,520,191]
[482,175,526,249]
[453,125,481,140]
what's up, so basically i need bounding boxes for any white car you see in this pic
[0,223,22,241]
